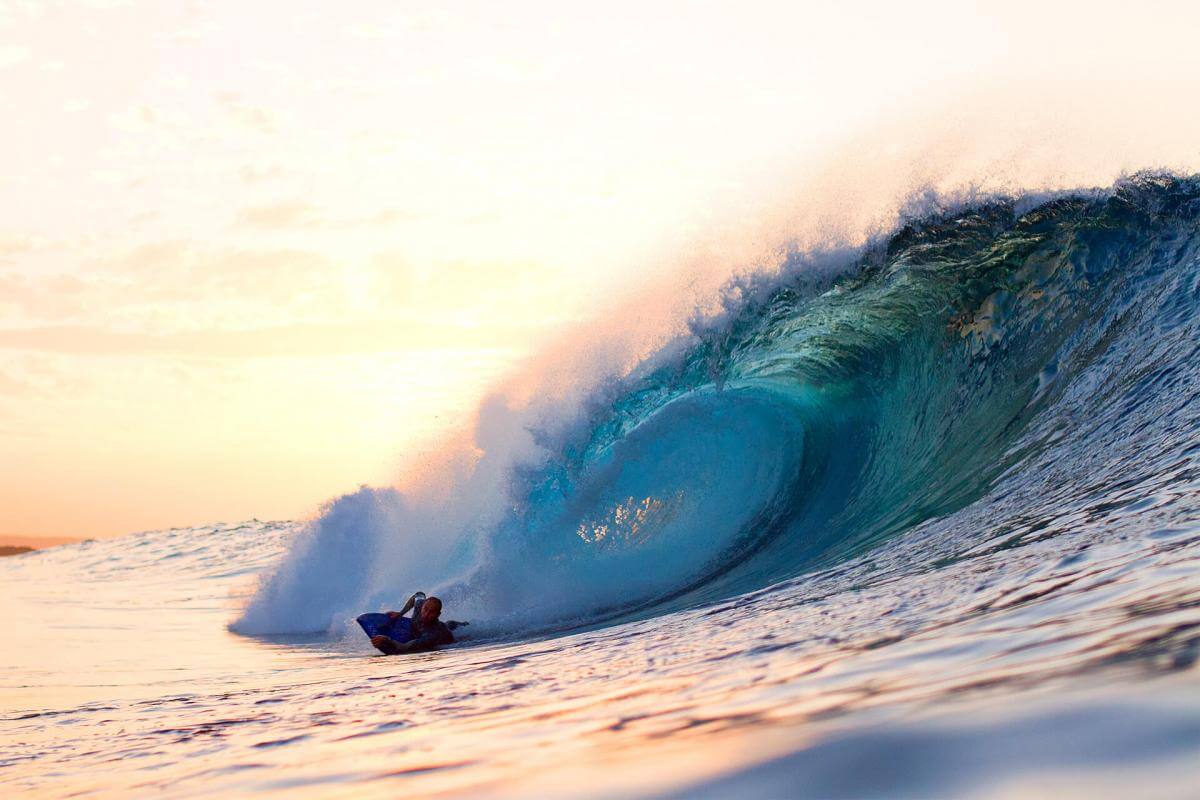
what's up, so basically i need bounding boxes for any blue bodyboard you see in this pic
[356,613,413,643]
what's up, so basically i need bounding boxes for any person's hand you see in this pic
[386,610,401,619]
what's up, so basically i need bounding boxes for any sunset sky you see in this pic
[2,1,1199,539]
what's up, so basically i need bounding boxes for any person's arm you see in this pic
[394,624,454,654]
[369,635,403,655]
[394,636,436,654]
[386,593,421,619]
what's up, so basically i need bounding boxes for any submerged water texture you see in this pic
[4,176,1200,797]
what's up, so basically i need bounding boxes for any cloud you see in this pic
[0,366,32,395]
[239,163,285,184]
[0,234,36,259]
[0,322,529,358]
[235,202,318,229]
[0,353,85,404]
[0,236,574,353]
[369,209,420,226]
[216,92,277,135]
[0,270,105,321]
[232,201,420,230]
[107,104,193,135]
[112,243,342,315]
[0,46,30,70]
[3,243,344,330]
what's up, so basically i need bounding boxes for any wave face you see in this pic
[235,174,1200,635]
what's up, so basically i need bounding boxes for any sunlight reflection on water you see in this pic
[2,515,1198,798]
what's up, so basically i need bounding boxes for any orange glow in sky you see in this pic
[3,1,1200,538]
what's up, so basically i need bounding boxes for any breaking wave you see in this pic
[233,173,1200,637]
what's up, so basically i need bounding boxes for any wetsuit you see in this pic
[361,597,455,655]
[400,617,455,652]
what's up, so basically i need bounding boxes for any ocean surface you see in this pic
[4,174,1200,798]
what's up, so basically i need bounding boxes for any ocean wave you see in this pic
[232,173,1200,637]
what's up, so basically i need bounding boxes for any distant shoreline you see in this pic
[0,535,83,555]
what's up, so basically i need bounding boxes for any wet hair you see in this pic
[424,597,443,616]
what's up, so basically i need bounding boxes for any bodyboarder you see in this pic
[356,592,459,655]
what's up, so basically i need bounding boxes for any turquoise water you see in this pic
[4,175,1200,797]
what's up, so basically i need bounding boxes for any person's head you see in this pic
[418,596,443,624]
